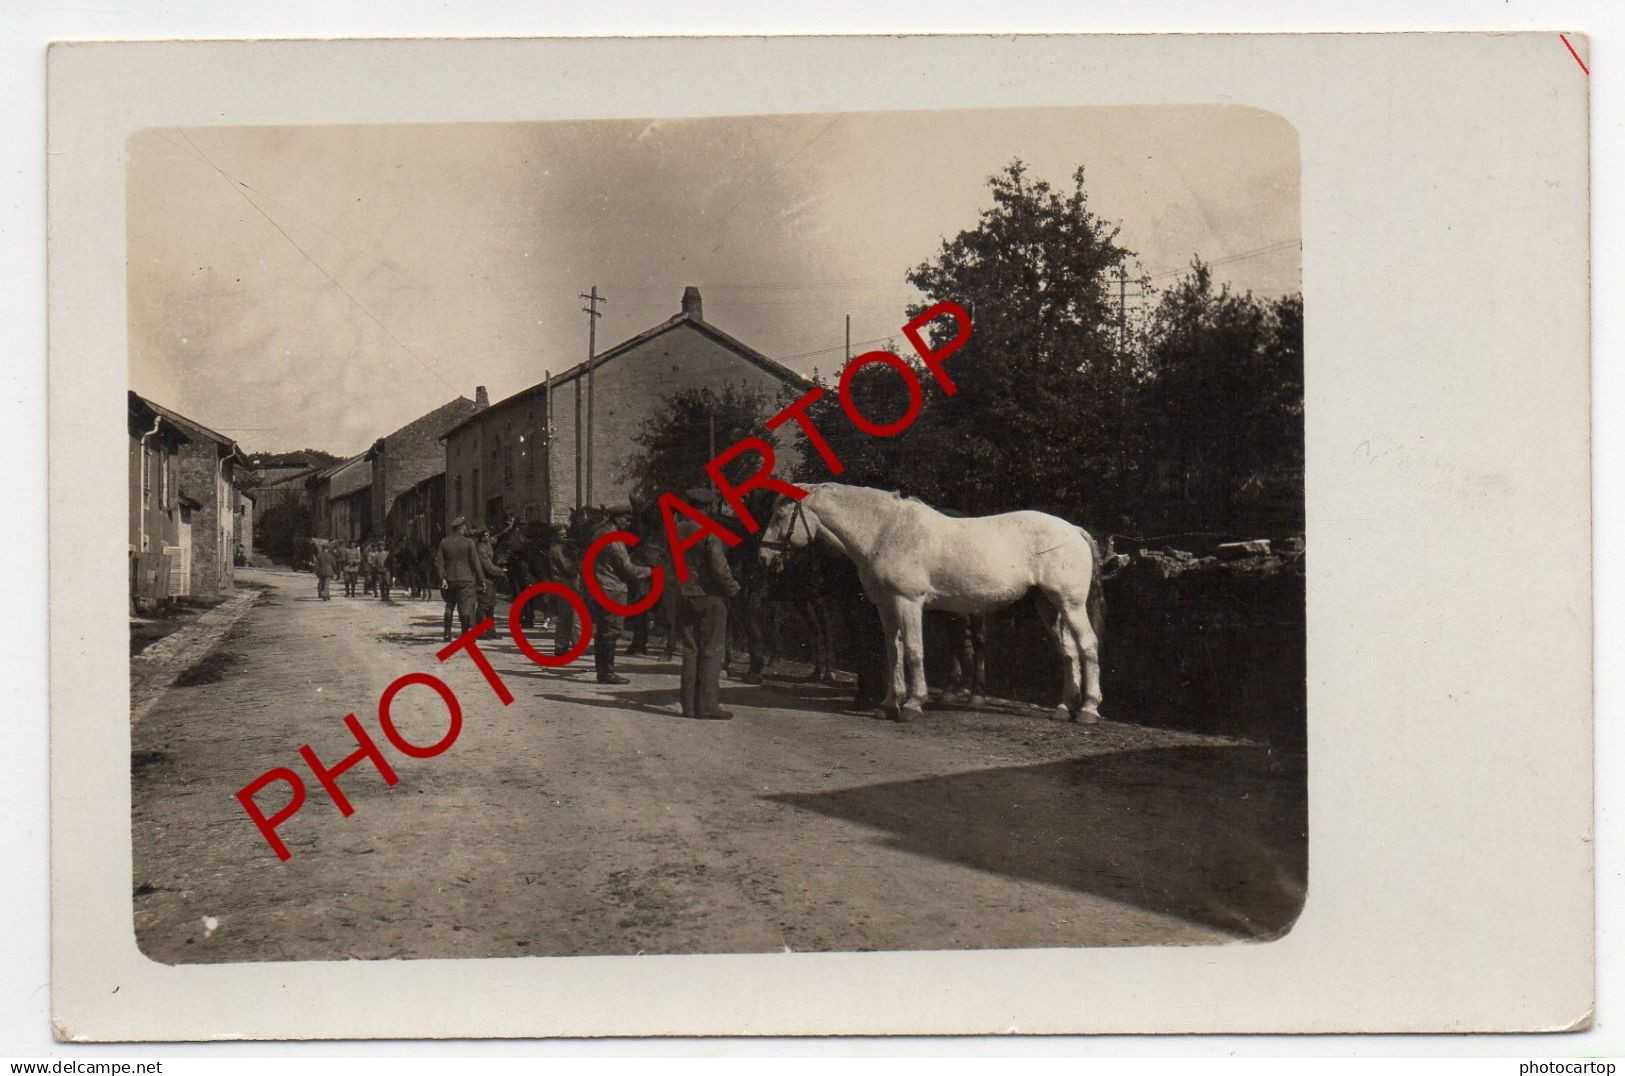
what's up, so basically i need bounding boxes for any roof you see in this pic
[365,397,479,460]
[438,311,813,441]
[309,452,372,499]
[128,393,192,445]
[130,392,249,465]
[250,450,332,469]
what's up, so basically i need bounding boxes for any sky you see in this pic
[127,106,1300,457]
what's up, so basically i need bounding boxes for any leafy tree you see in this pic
[618,384,787,509]
[1140,259,1304,533]
[897,159,1147,524]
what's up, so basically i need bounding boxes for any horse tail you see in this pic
[1080,527,1106,646]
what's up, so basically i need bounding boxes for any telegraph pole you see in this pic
[845,313,851,362]
[580,286,606,508]
[1117,265,1128,353]
[543,369,553,520]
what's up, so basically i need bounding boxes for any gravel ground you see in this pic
[130,568,1307,964]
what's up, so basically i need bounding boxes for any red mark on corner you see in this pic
[1562,34,1589,76]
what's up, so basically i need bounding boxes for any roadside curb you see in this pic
[131,586,261,726]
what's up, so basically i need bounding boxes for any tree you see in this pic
[1140,259,1304,533]
[888,159,1147,523]
[618,384,789,509]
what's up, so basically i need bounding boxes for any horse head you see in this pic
[758,493,818,571]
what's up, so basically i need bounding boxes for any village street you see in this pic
[130,568,1306,965]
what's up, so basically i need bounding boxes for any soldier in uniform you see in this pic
[547,524,578,656]
[675,487,742,719]
[435,515,485,641]
[824,551,887,713]
[472,526,504,624]
[341,540,362,598]
[585,506,651,685]
[313,542,337,602]
[370,540,393,602]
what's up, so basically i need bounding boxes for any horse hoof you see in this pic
[967,694,986,709]
[1053,705,1072,722]
[872,706,895,721]
[1073,707,1102,725]
[899,702,925,723]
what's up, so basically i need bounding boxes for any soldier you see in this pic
[585,506,651,685]
[675,487,742,719]
[313,541,337,602]
[341,540,362,598]
[371,540,393,601]
[547,524,577,656]
[435,515,485,642]
[516,520,548,630]
[472,526,504,624]
[824,552,887,713]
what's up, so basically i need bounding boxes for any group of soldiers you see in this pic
[310,539,394,601]
[424,489,741,719]
[306,492,923,721]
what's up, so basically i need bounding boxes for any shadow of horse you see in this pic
[768,744,1306,939]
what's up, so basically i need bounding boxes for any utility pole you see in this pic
[543,369,553,520]
[845,313,851,362]
[1117,265,1128,354]
[580,286,606,508]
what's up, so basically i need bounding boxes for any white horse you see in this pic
[758,483,1105,723]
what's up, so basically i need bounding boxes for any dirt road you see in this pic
[130,568,1305,963]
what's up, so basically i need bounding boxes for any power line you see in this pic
[164,130,459,394]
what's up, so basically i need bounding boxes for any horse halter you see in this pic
[758,498,815,555]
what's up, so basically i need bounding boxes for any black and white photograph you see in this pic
[124,106,1307,962]
[35,28,1594,1045]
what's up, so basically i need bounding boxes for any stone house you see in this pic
[128,392,190,608]
[439,287,812,530]
[307,454,372,543]
[129,392,252,601]
[365,392,485,542]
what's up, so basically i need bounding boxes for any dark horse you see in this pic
[725,488,835,684]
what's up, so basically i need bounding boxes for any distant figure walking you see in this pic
[675,487,742,719]
[313,543,337,602]
[341,541,363,598]
[369,541,392,602]
[436,515,485,641]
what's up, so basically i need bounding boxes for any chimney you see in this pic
[681,286,703,320]
[475,385,489,409]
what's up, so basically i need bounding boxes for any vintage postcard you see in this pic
[47,33,1590,1039]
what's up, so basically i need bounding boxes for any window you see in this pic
[472,467,481,523]
[504,444,514,487]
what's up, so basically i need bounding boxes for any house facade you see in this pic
[128,393,190,608]
[129,392,252,601]
[440,287,812,530]
[366,392,484,542]
[307,454,373,543]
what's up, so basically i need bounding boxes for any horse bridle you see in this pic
[758,497,815,555]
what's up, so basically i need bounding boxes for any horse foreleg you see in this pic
[876,601,905,721]
[899,601,929,721]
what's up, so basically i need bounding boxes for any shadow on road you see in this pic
[767,745,1306,939]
